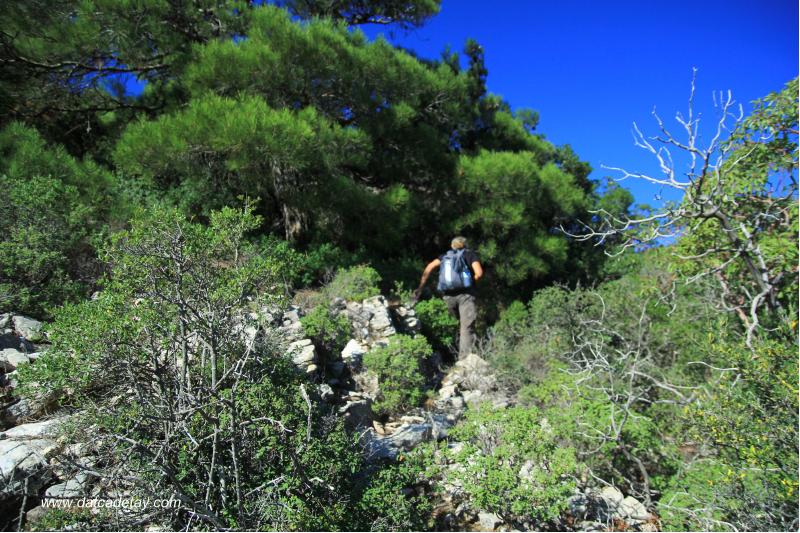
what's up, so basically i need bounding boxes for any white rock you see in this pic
[283,308,301,323]
[619,496,649,522]
[0,438,58,498]
[2,418,66,440]
[478,511,503,531]
[12,316,44,342]
[0,348,30,371]
[598,485,624,507]
[45,472,94,499]
[447,441,465,454]
[387,423,431,450]
[341,339,366,363]
[339,399,372,428]
[519,460,537,481]
[352,370,380,400]
[361,429,397,460]
[568,493,589,517]
[0,313,10,329]
[362,295,387,308]
[370,314,393,331]
[1,399,32,426]
[438,383,458,400]
[290,341,316,366]
[318,384,335,402]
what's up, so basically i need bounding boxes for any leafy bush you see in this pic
[299,243,362,286]
[356,448,434,531]
[300,304,352,355]
[414,298,458,350]
[26,508,98,532]
[362,334,432,417]
[0,174,95,317]
[324,264,382,302]
[446,405,579,526]
[17,205,366,530]
[484,287,574,390]
[0,122,115,216]
[659,333,798,532]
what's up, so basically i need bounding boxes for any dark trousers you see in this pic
[442,293,477,359]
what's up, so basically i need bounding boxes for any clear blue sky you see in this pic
[361,0,798,206]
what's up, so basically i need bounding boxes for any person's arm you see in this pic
[471,261,483,282]
[414,258,440,299]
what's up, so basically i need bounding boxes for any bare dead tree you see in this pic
[563,70,798,348]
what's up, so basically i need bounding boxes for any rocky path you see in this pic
[0,301,656,531]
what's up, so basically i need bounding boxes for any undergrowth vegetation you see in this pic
[363,334,433,417]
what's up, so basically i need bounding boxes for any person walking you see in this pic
[413,236,483,359]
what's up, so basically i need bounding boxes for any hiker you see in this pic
[413,236,483,359]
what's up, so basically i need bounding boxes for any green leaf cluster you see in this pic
[446,405,579,525]
[414,297,458,350]
[362,334,432,417]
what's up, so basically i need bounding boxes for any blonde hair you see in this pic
[451,236,467,249]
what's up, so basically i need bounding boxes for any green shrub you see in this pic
[356,448,434,531]
[300,304,352,355]
[362,334,432,417]
[0,174,95,317]
[446,405,579,526]
[16,205,367,530]
[299,243,362,286]
[26,508,98,532]
[414,298,458,350]
[324,264,381,302]
[659,334,798,532]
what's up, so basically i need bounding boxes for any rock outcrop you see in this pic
[0,417,65,503]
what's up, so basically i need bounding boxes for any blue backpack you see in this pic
[437,249,473,292]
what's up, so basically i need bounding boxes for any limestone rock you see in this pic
[352,370,380,400]
[339,399,373,429]
[0,332,33,352]
[0,348,30,371]
[619,495,649,522]
[478,511,503,531]
[318,384,335,402]
[24,505,48,524]
[45,471,95,499]
[438,383,458,400]
[341,339,366,367]
[361,428,397,460]
[1,387,61,427]
[289,339,316,366]
[568,492,589,518]
[394,306,422,333]
[0,419,62,500]
[598,485,624,507]
[387,423,431,450]
[1,399,32,426]
[1,417,65,440]
[12,316,44,342]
